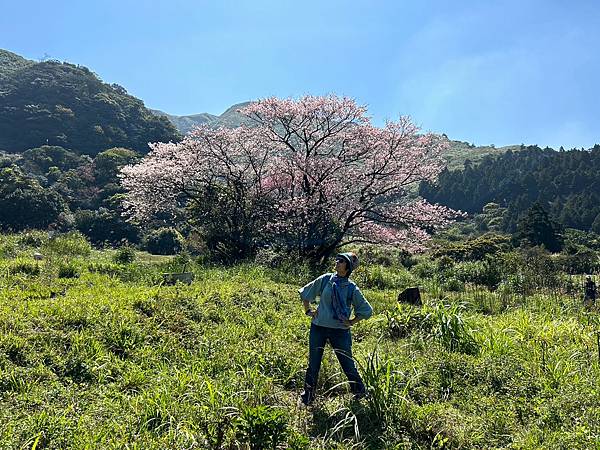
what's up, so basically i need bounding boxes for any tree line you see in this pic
[420,145,600,233]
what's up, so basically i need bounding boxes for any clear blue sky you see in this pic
[2,0,599,149]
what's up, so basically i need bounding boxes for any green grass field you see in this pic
[1,232,599,449]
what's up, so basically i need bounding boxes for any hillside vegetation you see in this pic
[441,141,523,171]
[420,145,600,232]
[0,50,179,155]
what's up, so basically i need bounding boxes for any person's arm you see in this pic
[298,274,327,317]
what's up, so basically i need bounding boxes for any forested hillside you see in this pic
[0,145,144,245]
[0,50,180,155]
[420,145,600,232]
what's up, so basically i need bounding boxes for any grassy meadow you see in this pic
[1,231,599,449]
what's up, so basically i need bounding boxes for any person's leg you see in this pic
[301,324,327,405]
[330,328,366,396]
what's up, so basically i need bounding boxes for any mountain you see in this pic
[0,49,180,155]
[0,49,34,81]
[150,101,253,135]
[148,109,218,135]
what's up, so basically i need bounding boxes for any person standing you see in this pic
[298,252,373,405]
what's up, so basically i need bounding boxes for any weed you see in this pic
[428,302,480,355]
[235,404,288,450]
[9,258,40,275]
[1,232,600,448]
[357,345,409,427]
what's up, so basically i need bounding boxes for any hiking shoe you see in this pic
[299,390,314,406]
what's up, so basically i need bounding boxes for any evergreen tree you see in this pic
[0,166,67,231]
[513,202,563,252]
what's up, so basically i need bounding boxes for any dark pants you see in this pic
[301,323,365,404]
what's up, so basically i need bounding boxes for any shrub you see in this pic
[184,231,208,257]
[144,227,184,255]
[433,233,512,261]
[254,246,288,269]
[356,264,418,291]
[87,261,122,277]
[287,431,310,450]
[42,231,91,257]
[411,258,437,280]
[57,261,79,278]
[562,228,600,252]
[0,166,68,231]
[500,247,561,293]
[113,245,136,264]
[17,230,48,248]
[75,208,140,246]
[0,236,17,258]
[454,258,503,290]
[556,249,600,274]
[436,255,455,272]
[355,245,416,268]
[441,277,464,292]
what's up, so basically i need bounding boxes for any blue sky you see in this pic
[1,0,598,149]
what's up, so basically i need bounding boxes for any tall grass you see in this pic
[1,233,600,448]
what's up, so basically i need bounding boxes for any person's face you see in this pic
[335,257,348,276]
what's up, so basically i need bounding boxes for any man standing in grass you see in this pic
[298,252,373,406]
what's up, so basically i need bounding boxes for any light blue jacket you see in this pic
[299,273,373,329]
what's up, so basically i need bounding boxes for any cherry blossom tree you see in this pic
[120,126,275,260]
[120,95,460,262]
[240,96,460,259]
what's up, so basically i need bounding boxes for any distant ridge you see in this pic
[148,109,218,135]
[152,101,524,169]
[150,101,253,135]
